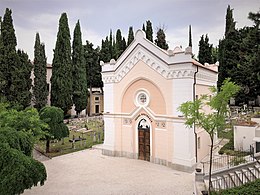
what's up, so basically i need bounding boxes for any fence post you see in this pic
[227,155,229,169]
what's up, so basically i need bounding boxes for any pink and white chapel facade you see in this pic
[101,30,218,172]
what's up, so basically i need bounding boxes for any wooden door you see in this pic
[138,128,150,161]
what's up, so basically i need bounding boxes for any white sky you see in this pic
[1,0,259,63]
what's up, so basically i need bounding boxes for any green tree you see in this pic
[218,5,238,89]
[72,20,87,115]
[127,26,134,46]
[84,41,103,116]
[11,50,32,109]
[115,29,123,59]
[0,103,47,194]
[211,46,218,63]
[51,13,73,114]
[189,25,192,47]
[178,79,240,194]
[0,8,19,107]
[33,33,48,110]
[155,28,169,50]
[0,9,32,109]
[198,34,213,64]
[142,23,145,32]
[145,20,153,42]
[40,106,69,153]
[225,5,236,37]
[100,36,111,62]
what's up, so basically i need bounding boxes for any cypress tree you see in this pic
[100,37,110,62]
[146,20,153,42]
[0,8,32,109]
[127,26,134,46]
[84,41,102,90]
[109,30,113,59]
[142,23,146,32]
[189,25,192,47]
[218,5,239,89]
[115,29,123,59]
[14,50,32,109]
[33,32,48,110]
[72,20,87,115]
[0,16,4,98]
[51,13,73,114]
[0,8,18,104]
[198,34,213,64]
[122,37,126,51]
[155,28,169,50]
[225,5,236,37]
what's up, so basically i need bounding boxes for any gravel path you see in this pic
[24,148,194,195]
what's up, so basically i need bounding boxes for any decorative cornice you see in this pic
[102,47,198,84]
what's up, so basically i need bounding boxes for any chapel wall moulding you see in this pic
[102,48,217,84]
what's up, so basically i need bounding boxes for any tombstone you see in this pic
[93,132,96,142]
[98,132,101,142]
[230,97,235,106]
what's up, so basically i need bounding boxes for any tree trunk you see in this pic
[46,139,50,153]
[208,136,214,195]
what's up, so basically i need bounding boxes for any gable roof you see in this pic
[101,30,218,83]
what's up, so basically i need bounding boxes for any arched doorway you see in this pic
[138,119,150,161]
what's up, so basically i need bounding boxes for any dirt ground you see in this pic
[23,148,194,195]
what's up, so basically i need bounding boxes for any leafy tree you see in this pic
[145,20,153,42]
[234,10,260,104]
[51,13,73,114]
[178,79,240,194]
[0,104,48,143]
[72,20,87,115]
[33,32,48,111]
[189,25,192,47]
[127,26,134,46]
[0,103,47,194]
[198,34,213,64]
[40,106,69,153]
[0,143,47,194]
[155,28,169,50]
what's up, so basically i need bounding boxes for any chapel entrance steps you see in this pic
[201,158,260,192]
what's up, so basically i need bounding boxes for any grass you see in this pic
[218,128,233,140]
[35,119,104,158]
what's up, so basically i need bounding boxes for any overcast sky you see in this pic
[1,0,259,63]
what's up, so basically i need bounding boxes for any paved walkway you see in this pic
[23,148,194,195]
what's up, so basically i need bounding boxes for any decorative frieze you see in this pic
[102,47,217,84]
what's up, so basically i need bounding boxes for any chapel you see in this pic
[101,30,218,172]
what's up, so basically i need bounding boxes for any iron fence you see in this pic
[202,147,255,174]
[211,166,260,191]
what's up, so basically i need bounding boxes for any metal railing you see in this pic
[211,166,260,191]
[202,149,254,174]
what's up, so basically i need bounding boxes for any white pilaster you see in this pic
[172,78,194,116]
[172,121,196,167]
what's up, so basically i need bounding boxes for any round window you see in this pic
[135,90,149,106]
